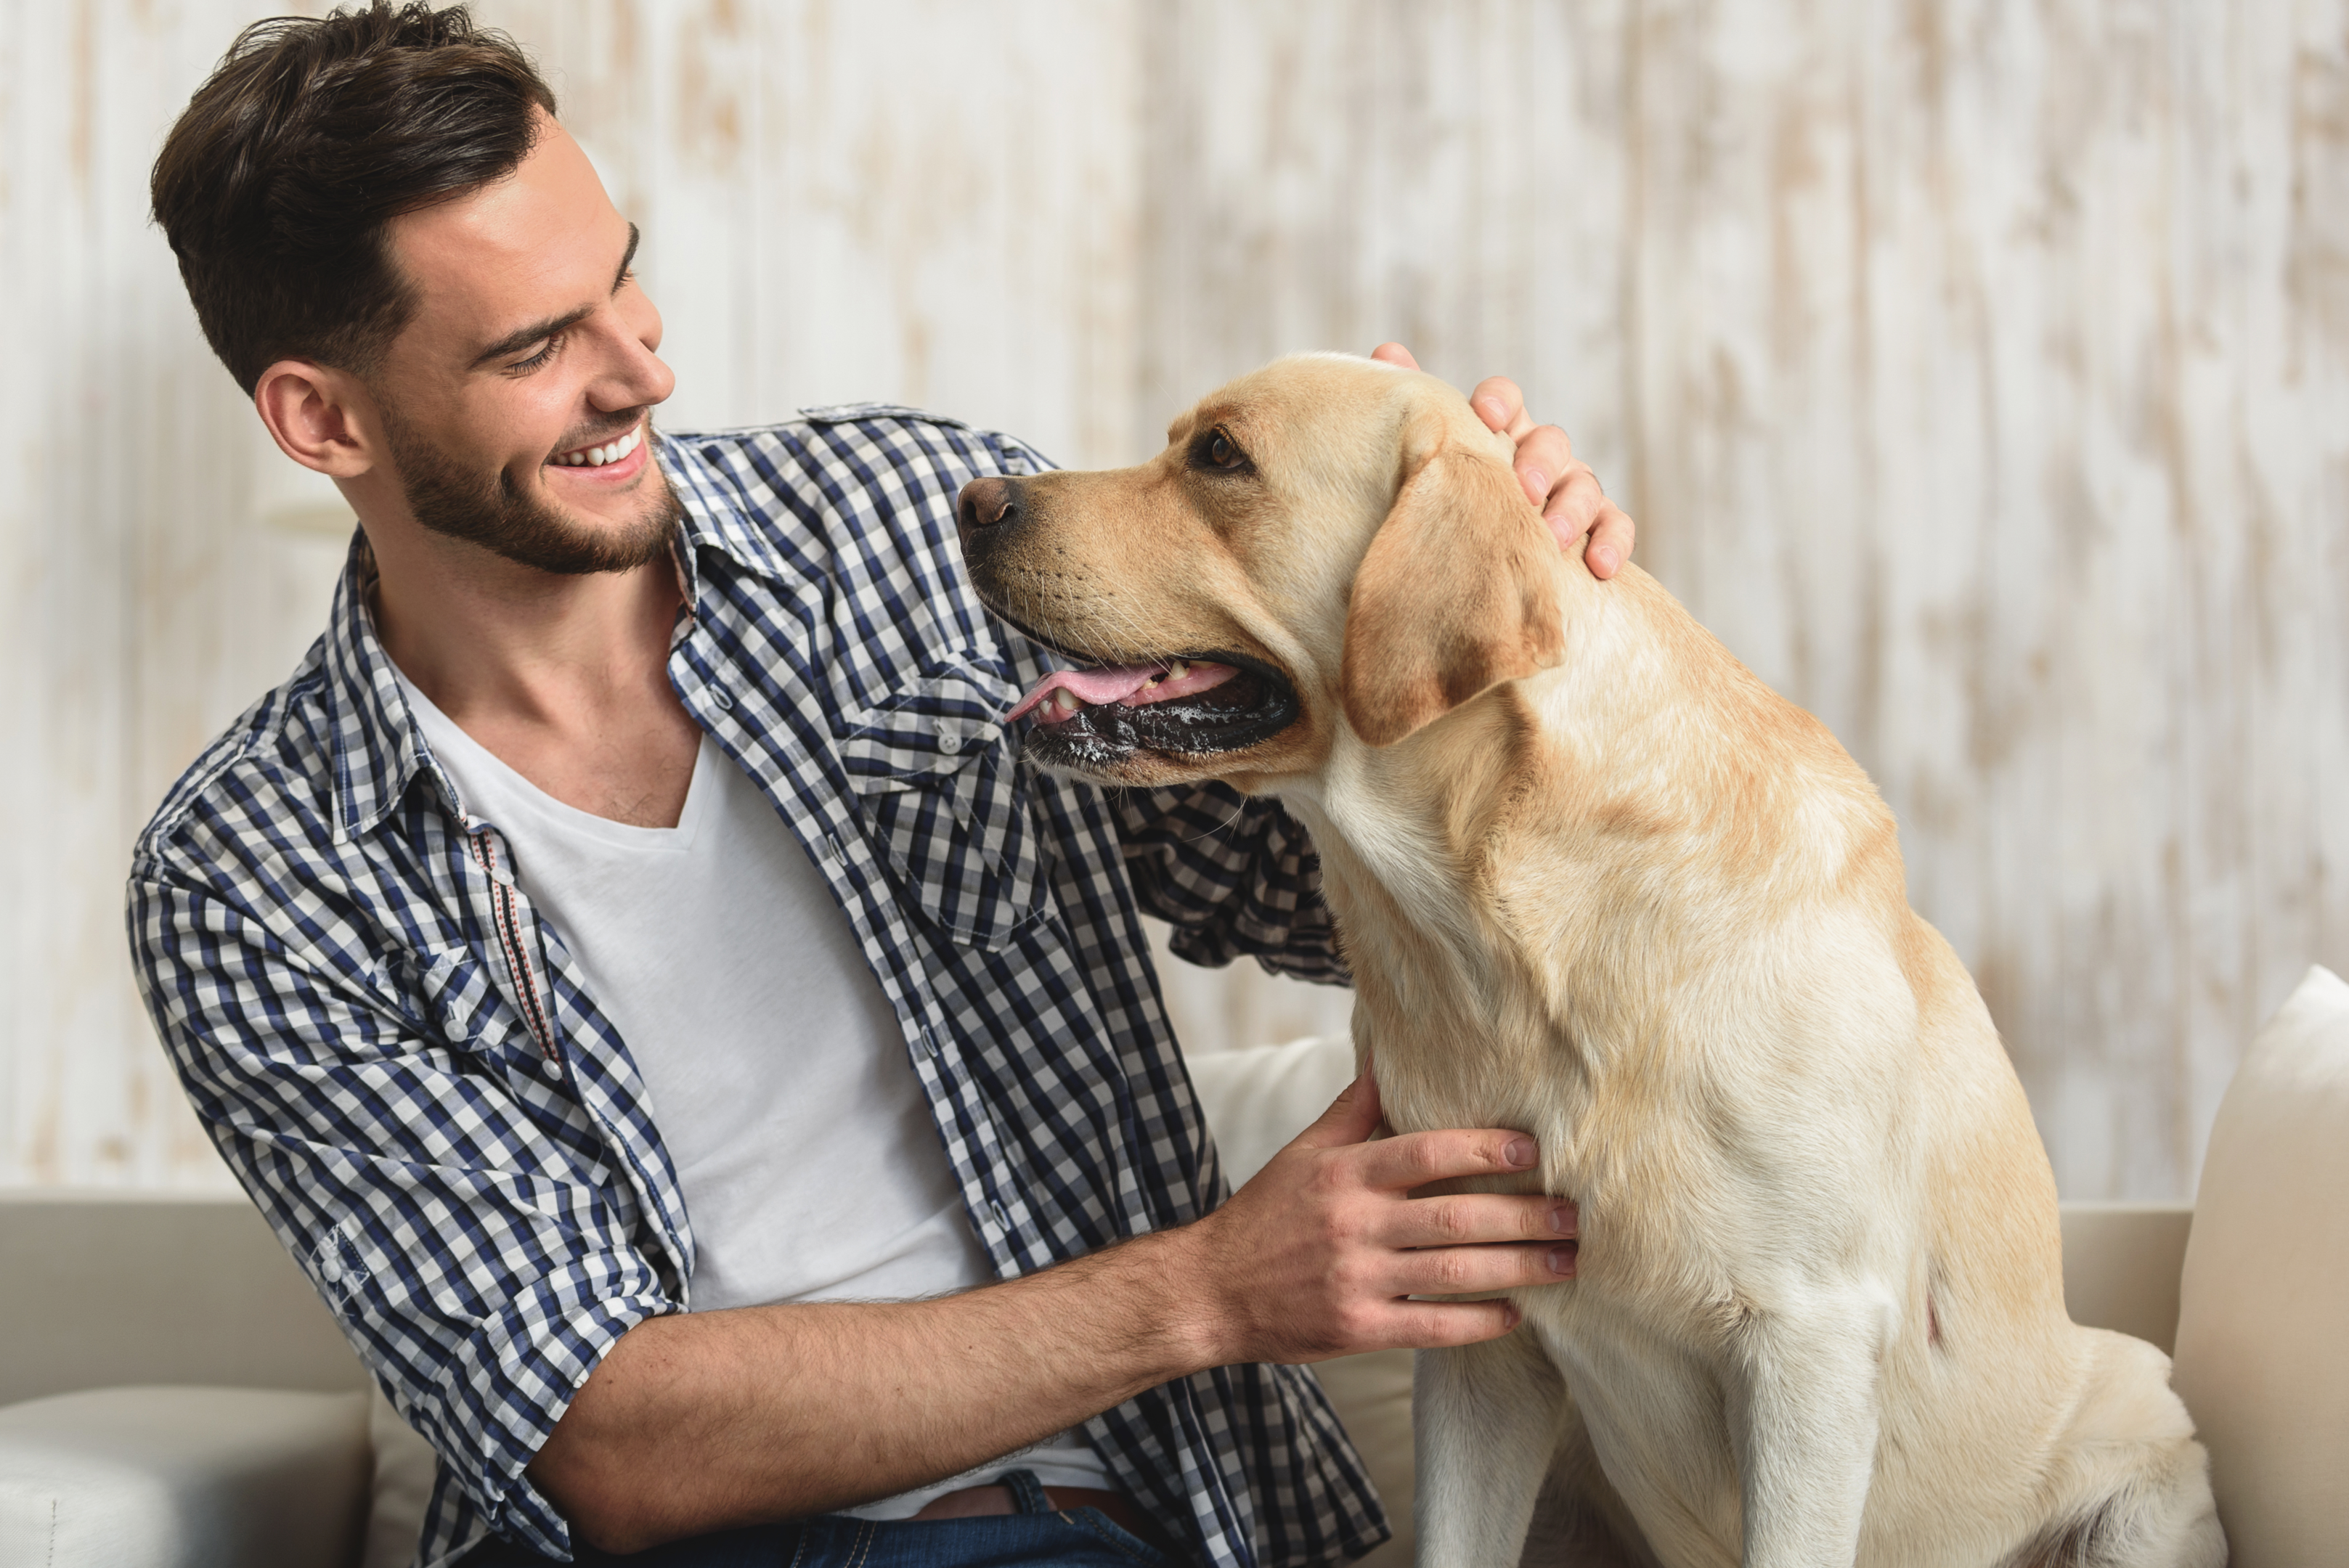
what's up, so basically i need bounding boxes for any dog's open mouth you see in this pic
[1006,650,1298,765]
[1008,658,1238,722]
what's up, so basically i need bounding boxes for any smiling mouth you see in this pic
[1006,645,1298,768]
[547,420,643,470]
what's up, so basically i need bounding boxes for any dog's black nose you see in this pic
[956,476,1022,544]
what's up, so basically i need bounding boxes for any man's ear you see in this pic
[253,359,378,479]
[1340,436,1566,747]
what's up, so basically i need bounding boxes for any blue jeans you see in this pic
[463,1471,1178,1568]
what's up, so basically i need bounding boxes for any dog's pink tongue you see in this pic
[1006,660,1240,722]
[1006,664,1163,723]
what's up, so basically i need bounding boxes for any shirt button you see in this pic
[937,731,961,754]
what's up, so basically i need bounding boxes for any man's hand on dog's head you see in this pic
[1175,1071,1579,1367]
[1371,342,1635,579]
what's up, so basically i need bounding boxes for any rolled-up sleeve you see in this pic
[128,869,672,1557]
[1109,783,1349,985]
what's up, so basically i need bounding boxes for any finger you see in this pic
[1366,1297,1523,1353]
[1583,501,1635,580]
[1511,423,1577,508]
[1352,1125,1538,1191]
[1370,342,1420,370]
[1290,1070,1384,1152]
[1539,462,1605,541]
[1389,1239,1579,1299]
[1385,1193,1579,1250]
[1467,375,1531,438]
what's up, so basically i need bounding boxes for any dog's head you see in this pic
[956,353,1568,788]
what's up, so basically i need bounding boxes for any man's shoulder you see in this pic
[658,409,1060,648]
[661,404,1058,496]
[129,641,347,887]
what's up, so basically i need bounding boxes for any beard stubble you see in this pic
[381,407,684,576]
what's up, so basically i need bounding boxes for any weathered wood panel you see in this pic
[1615,0,2349,1199]
[3,1,2342,1201]
[1,0,353,1191]
[497,0,1143,465]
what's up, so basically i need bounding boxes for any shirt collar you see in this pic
[654,428,811,595]
[318,433,783,842]
[319,533,457,841]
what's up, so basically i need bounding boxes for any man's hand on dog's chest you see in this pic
[1172,1070,1578,1367]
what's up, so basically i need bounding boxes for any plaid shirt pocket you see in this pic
[840,657,1051,947]
[399,944,544,1067]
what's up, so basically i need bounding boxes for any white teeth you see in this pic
[1167,659,1188,679]
[554,427,640,469]
[1054,690,1080,714]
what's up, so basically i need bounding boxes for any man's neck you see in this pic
[367,522,707,828]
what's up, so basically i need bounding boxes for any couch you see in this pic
[4,965,2341,1567]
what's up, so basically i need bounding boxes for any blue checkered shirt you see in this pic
[126,410,1383,1568]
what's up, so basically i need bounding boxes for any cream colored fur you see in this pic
[963,354,2223,1568]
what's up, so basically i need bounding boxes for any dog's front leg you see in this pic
[1414,1329,1567,1568]
[1727,1297,1886,1568]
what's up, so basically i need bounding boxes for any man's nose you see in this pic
[955,476,1023,545]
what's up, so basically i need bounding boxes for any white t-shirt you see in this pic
[396,675,1114,1516]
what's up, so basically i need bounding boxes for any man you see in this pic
[130,6,1637,1567]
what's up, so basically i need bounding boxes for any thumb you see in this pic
[1370,341,1420,371]
[1292,1069,1383,1151]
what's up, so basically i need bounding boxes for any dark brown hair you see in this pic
[151,1,557,393]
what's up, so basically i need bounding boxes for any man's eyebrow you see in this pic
[615,221,640,287]
[468,223,643,369]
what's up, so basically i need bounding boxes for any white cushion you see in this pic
[0,1385,369,1568]
[1186,1035,1359,1188]
[2172,963,2349,1567]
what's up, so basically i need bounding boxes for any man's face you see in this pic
[367,112,680,575]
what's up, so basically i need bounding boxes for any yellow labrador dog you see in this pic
[953,354,2221,1568]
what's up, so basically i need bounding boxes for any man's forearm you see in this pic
[532,1077,1571,1553]
[532,1225,1213,1553]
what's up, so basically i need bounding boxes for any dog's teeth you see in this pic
[1168,660,1188,679]
[1055,690,1080,714]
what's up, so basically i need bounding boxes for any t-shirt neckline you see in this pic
[392,668,721,854]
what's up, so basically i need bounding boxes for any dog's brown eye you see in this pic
[1194,428,1250,473]
[1186,425,1253,475]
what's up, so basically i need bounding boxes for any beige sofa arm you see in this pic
[0,1384,370,1567]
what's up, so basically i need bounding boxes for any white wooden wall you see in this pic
[2,1,2341,1200]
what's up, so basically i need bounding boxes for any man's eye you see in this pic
[508,335,561,373]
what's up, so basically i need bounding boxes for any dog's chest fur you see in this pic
[1279,687,1911,1317]
[1277,689,1946,1557]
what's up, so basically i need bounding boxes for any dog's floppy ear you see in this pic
[1340,436,1566,748]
